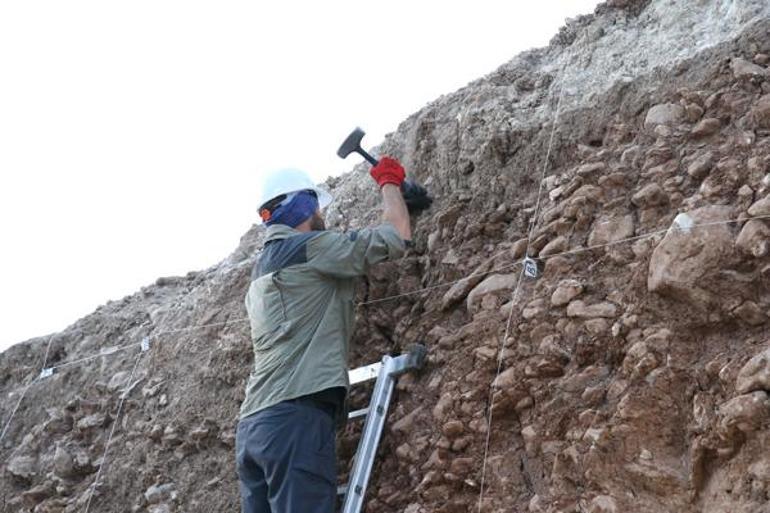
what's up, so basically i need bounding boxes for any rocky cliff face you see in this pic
[3,1,770,512]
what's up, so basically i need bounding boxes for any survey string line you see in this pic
[525,70,571,261]
[476,266,527,512]
[30,213,770,375]
[83,351,144,513]
[0,334,56,444]
[0,377,37,443]
[477,59,573,511]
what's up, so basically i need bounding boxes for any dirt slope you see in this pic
[3,1,770,512]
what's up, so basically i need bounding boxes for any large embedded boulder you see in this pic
[648,206,737,312]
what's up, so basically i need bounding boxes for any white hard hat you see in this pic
[256,168,333,214]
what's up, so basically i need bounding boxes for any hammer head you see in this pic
[337,127,366,159]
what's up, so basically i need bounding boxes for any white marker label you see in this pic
[40,368,54,379]
[673,213,694,234]
[524,257,539,278]
[141,337,151,352]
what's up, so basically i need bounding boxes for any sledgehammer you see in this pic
[337,126,434,214]
[337,127,379,166]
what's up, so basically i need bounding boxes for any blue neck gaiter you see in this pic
[266,191,319,228]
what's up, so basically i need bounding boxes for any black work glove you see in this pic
[401,179,433,215]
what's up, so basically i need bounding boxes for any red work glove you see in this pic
[370,156,405,188]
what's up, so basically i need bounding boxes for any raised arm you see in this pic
[371,156,411,241]
[381,183,411,241]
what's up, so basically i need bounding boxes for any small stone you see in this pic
[686,151,714,179]
[738,185,754,200]
[719,391,770,434]
[540,236,568,257]
[53,444,75,478]
[76,413,106,432]
[492,367,518,389]
[149,424,164,441]
[748,195,770,217]
[189,426,211,441]
[144,483,176,505]
[582,385,605,403]
[449,457,474,475]
[524,356,566,378]
[466,273,518,313]
[731,57,768,79]
[515,396,534,412]
[511,238,529,259]
[551,279,584,307]
[620,145,642,167]
[396,443,416,462]
[566,300,618,318]
[735,220,770,258]
[23,482,56,505]
[441,249,460,266]
[432,393,455,422]
[162,426,181,445]
[632,183,668,208]
[529,494,544,513]
[588,215,634,247]
[107,371,131,392]
[7,455,36,480]
[522,299,547,320]
[452,436,471,452]
[690,118,721,138]
[654,124,672,138]
[585,318,610,335]
[392,407,423,433]
[521,425,538,454]
[589,495,618,513]
[549,185,566,201]
[751,95,770,130]
[427,231,441,254]
[736,348,770,394]
[576,162,607,177]
[142,382,164,398]
[442,421,465,439]
[644,103,685,128]
[623,341,659,378]
[685,103,704,122]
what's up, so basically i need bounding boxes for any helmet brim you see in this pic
[314,187,333,209]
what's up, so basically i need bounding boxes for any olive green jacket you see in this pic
[240,223,406,420]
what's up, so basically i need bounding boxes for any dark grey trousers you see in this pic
[236,400,337,513]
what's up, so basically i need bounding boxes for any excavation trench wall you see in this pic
[2,2,770,512]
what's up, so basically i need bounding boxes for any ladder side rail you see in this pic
[341,355,398,513]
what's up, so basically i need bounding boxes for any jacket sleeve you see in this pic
[306,223,406,278]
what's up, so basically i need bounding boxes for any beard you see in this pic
[309,212,326,231]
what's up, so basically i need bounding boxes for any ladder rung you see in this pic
[337,484,348,496]
[348,362,382,385]
[348,407,369,420]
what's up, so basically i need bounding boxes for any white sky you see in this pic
[0,1,599,351]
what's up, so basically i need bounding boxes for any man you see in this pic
[236,157,429,513]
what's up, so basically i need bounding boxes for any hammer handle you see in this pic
[357,148,379,166]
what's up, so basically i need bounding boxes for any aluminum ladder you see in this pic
[339,344,427,513]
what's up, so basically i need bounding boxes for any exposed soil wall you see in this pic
[2,2,770,512]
